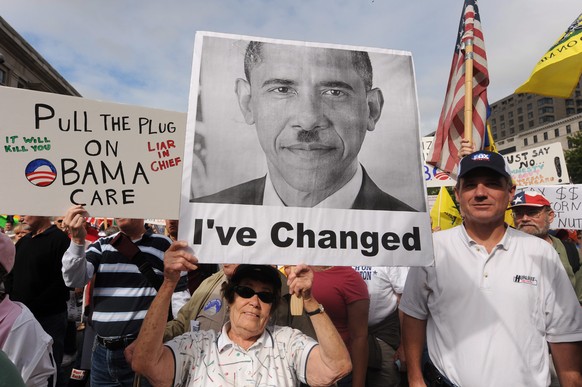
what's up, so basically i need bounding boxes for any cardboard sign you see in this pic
[505,142,569,186]
[179,32,432,266]
[0,87,186,219]
[421,139,569,188]
[516,184,582,230]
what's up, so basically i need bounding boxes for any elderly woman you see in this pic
[131,241,352,386]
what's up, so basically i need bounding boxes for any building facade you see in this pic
[488,75,582,155]
[0,16,79,96]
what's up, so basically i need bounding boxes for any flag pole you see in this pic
[463,40,474,142]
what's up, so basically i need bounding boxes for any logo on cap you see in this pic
[471,152,491,161]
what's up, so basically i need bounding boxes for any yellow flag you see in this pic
[516,13,582,98]
[483,123,498,153]
[505,208,515,228]
[430,187,463,230]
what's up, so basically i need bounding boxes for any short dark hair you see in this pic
[244,41,373,91]
[222,264,282,313]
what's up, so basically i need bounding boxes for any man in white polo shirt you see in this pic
[400,150,582,387]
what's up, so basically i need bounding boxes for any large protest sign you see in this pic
[504,142,569,186]
[0,87,186,219]
[421,139,569,188]
[516,185,582,229]
[179,32,432,266]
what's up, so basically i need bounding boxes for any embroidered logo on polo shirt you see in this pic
[203,299,222,316]
[513,274,538,286]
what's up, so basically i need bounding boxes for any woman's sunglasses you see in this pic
[234,285,275,304]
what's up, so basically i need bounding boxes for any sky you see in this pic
[2,0,580,135]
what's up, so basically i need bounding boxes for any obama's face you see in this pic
[236,44,383,195]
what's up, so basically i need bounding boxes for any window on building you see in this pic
[527,103,533,111]
[566,125,572,134]
[518,116,523,122]
[519,124,525,132]
[491,118,496,125]
[567,108,576,115]
[528,112,534,119]
[555,128,560,137]
[579,121,582,130]
[510,127,515,134]
[501,130,506,137]
[517,107,523,114]
[533,135,538,143]
[566,99,575,106]
[576,90,582,97]
[524,138,528,146]
[528,120,534,127]
[0,68,5,86]
[538,106,554,114]
[568,138,573,148]
[543,132,548,140]
[508,111,513,118]
[539,116,555,124]
[509,119,514,126]
[537,97,553,106]
[500,115,505,121]
[500,123,505,129]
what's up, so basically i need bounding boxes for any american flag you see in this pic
[427,0,489,178]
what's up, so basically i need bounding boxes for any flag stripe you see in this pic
[427,0,489,178]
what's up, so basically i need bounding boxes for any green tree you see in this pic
[564,130,582,184]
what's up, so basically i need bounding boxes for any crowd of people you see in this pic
[1,149,582,387]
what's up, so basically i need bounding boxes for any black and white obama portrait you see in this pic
[188,33,426,212]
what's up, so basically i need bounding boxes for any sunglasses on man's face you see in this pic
[233,285,275,304]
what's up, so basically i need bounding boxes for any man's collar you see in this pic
[263,164,363,208]
[461,223,510,251]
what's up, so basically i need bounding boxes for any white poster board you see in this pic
[505,142,569,186]
[179,32,433,266]
[516,185,582,230]
[421,139,569,189]
[0,87,186,219]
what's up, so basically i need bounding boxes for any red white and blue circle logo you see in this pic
[25,159,57,187]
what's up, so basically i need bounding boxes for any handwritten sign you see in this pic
[505,142,569,186]
[421,138,569,188]
[516,185,582,230]
[0,87,186,219]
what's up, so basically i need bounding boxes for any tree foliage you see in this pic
[564,130,582,184]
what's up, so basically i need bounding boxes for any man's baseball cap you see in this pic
[509,191,551,208]
[458,151,512,180]
[0,233,16,273]
[231,264,282,291]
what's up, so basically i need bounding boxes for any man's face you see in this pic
[228,278,273,340]
[21,216,46,233]
[115,218,144,235]
[236,44,383,195]
[54,217,66,231]
[455,169,515,227]
[165,219,179,239]
[513,206,554,238]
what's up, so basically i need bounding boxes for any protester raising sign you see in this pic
[0,87,186,219]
